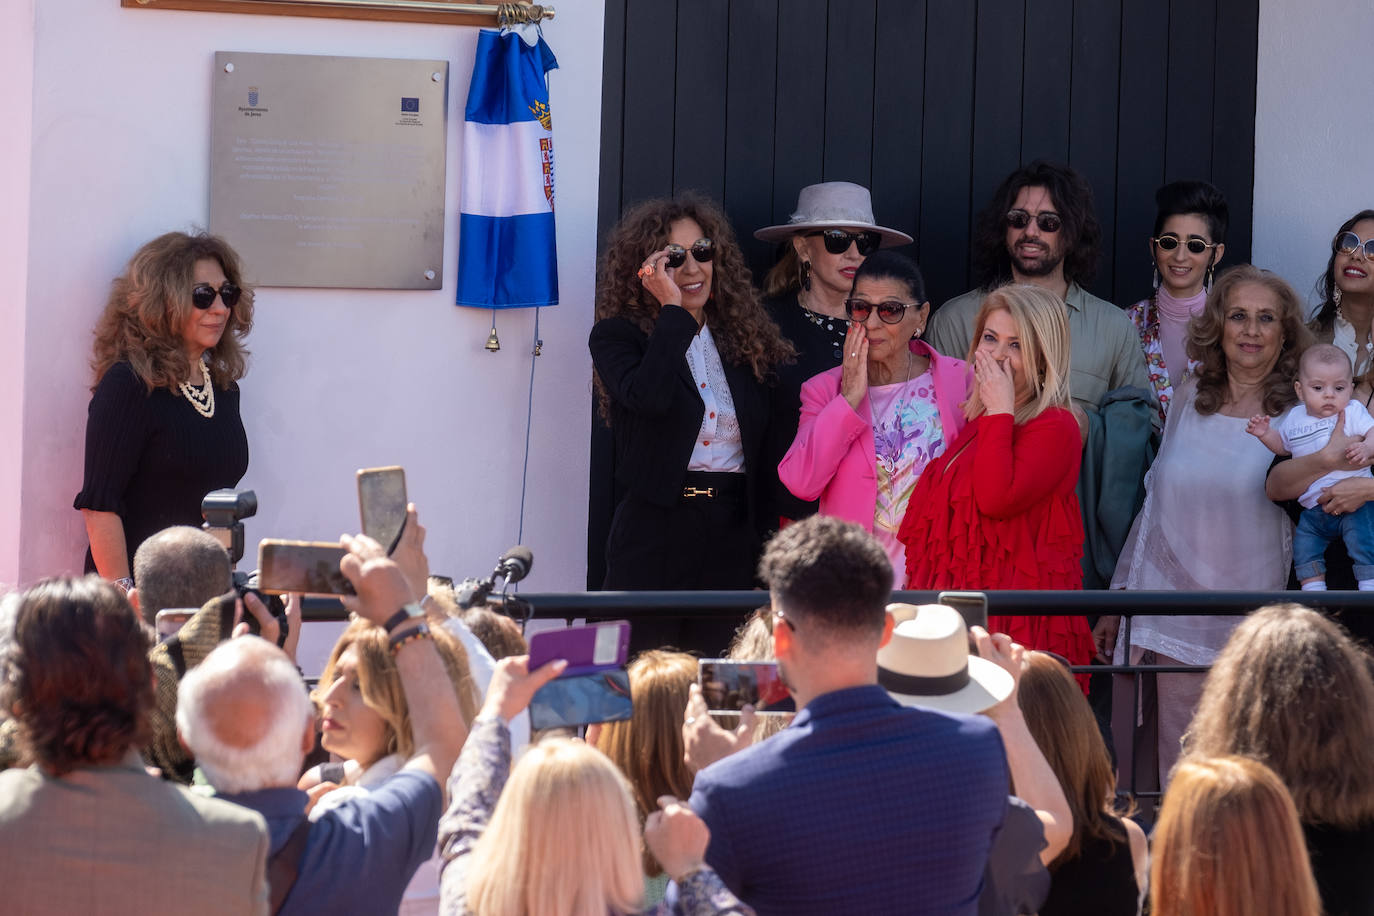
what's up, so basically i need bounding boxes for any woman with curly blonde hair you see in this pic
[1185,603,1374,916]
[590,194,792,653]
[75,231,256,582]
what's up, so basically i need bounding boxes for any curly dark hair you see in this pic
[1187,265,1312,417]
[2,577,153,775]
[972,161,1101,290]
[92,231,255,393]
[593,194,794,419]
[1310,209,1374,338]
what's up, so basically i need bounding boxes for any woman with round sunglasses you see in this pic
[1308,209,1374,378]
[897,284,1096,675]
[1125,180,1228,424]
[75,231,254,583]
[754,182,913,521]
[590,194,792,655]
[778,249,970,584]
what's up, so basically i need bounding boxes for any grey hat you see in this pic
[754,181,913,247]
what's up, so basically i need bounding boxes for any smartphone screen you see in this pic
[937,591,989,630]
[257,540,355,595]
[697,660,795,715]
[357,467,407,554]
[529,668,634,730]
[155,608,196,642]
[528,622,631,674]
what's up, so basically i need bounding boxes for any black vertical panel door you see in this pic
[591,0,1257,585]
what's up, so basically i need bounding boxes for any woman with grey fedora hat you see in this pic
[755,182,914,521]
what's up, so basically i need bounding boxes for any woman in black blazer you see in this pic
[590,194,793,652]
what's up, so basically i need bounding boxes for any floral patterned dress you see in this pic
[870,369,945,586]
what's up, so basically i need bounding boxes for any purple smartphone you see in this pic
[527,622,631,676]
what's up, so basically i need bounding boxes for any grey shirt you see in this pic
[927,284,1155,419]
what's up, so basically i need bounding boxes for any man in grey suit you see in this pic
[0,576,270,916]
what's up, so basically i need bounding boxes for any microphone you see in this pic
[496,546,533,584]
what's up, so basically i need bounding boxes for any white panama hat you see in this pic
[754,181,913,247]
[877,603,1013,716]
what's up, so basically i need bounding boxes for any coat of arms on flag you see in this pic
[455,26,559,310]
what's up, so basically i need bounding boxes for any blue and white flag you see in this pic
[456,27,559,309]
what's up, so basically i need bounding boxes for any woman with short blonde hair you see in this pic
[899,284,1094,672]
[1151,755,1320,916]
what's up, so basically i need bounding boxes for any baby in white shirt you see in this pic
[1248,344,1374,590]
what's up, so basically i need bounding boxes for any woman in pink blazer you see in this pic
[779,250,971,584]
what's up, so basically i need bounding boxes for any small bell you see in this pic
[485,316,501,352]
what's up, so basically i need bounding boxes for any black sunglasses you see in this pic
[665,239,716,268]
[1336,231,1374,259]
[810,228,882,257]
[1153,234,1218,256]
[844,297,917,325]
[1006,209,1063,233]
[191,282,241,310]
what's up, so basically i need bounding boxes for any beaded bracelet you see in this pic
[389,622,432,655]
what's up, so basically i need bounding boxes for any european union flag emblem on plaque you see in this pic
[248,87,259,107]
[401,97,420,113]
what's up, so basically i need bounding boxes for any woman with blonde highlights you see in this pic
[1185,603,1374,916]
[898,285,1094,670]
[1018,653,1146,914]
[595,651,697,903]
[440,657,753,916]
[1106,266,1311,796]
[1151,755,1320,916]
[304,617,478,916]
[75,231,255,583]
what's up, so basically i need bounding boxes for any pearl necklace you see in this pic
[178,364,216,418]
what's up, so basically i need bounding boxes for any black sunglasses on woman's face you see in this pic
[191,282,241,310]
[810,228,882,257]
[665,239,716,268]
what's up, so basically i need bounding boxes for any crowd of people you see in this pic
[3,160,1371,913]
[3,511,1372,915]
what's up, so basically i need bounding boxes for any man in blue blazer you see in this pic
[686,515,1010,915]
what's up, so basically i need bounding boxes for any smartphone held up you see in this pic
[527,622,635,730]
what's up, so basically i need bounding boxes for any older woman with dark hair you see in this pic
[590,195,792,652]
[1308,209,1374,375]
[1185,603,1374,916]
[75,231,255,587]
[779,249,969,584]
[755,183,912,520]
[1104,266,1312,795]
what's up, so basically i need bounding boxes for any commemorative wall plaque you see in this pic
[211,51,448,289]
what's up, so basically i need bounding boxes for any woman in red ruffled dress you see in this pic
[898,283,1095,673]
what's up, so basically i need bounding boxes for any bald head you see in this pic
[133,526,232,624]
[177,637,314,793]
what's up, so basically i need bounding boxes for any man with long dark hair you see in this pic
[927,161,1152,419]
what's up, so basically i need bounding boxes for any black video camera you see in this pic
[201,488,288,646]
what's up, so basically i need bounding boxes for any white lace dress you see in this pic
[1111,379,1293,664]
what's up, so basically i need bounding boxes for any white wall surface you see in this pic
[0,0,36,589]
[1253,0,1374,308]
[4,0,604,593]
